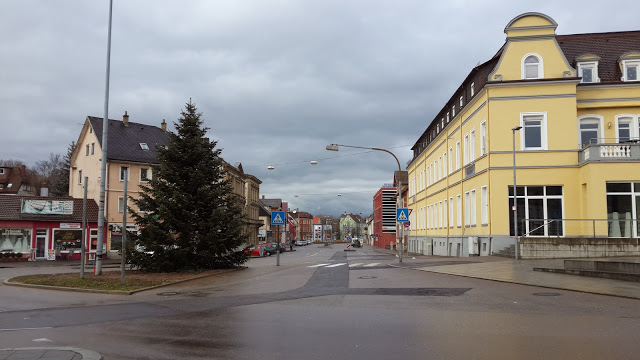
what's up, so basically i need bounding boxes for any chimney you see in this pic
[161,119,167,131]
[123,111,129,126]
[40,187,49,197]
[262,195,265,199]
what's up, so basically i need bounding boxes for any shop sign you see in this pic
[60,223,81,229]
[47,249,55,261]
[0,228,29,236]
[22,200,73,215]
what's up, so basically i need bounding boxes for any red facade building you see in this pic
[373,185,397,250]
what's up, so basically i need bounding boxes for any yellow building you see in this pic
[406,13,640,258]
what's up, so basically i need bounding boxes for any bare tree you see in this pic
[0,159,25,167]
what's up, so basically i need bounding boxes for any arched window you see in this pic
[578,115,603,148]
[522,54,543,79]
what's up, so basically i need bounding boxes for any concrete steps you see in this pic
[493,244,515,258]
[534,258,640,282]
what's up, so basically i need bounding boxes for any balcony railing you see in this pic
[579,138,640,164]
[520,218,639,238]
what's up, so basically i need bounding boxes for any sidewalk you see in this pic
[0,347,102,360]
[371,246,640,299]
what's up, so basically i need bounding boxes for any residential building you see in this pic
[0,165,35,196]
[373,184,397,249]
[291,211,313,241]
[339,213,364,240]
[222,162,263,245]
[69,112,169,254]
[407,12,640,258]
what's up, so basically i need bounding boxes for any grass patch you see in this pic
[10,269,226,292]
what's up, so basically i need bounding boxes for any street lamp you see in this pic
[512,126,522,260]
[326,143,405,262]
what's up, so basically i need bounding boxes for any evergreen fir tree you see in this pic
[49,141,76,197]
[128,101,248,272]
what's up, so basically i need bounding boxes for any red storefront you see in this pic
[0,196,101,260]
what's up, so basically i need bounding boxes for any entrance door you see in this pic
[36,229,47,258]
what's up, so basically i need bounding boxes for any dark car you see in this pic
[265,243,285,254]
[352,240,361,248]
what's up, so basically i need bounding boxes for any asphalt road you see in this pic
[1,244,639,359]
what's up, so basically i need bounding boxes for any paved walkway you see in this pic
[370,246,640,299]
[0,348,101,360]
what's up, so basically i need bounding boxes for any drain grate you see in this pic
[532,292,561,297]
[358,276,377,279]
[157,291,180,296]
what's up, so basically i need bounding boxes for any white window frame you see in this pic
[621,60,640,82]
[118,196,129,213]
[470,82,475,97]
[521,112,548,150]
[78,170,82,184]
[455,141,461,170]
[140,167,151,183]
[435,203,439,229]
[463,134,469,165]
[481,186,488,225]
[577,62,599,83]
[451,105,455,118]
[480,121,487,156]
[442,152,447,178]
[470,189,477,226]
[446,112,450,122]
[119,166,130,181]
[464,191,470,226]
[449,197,454,228]
[522,53,543,79]
[438,156,442,180]
[448,147,453,174]
[577,114,604,147]
[443,199,448,229]
[615,114,639,143]
[470,129,476,161]
[459,96,463,108]
[456,194,462,227]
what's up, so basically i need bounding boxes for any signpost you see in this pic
[271,211,285,266]
[396,208,409,223]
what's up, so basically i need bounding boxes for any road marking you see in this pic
[363,263,380,267]
[33,338,53,342]
[307,263,330,267]
[306,253,318,257]
[349,263,363,267]
[325,263,347,268]
[0,327,53,332]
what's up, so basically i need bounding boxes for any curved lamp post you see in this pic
[326,144,405,262]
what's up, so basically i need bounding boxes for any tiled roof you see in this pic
[0,166,27,195]
[260,198,282,210]
[557,31,640,83]
[0,195,99,222]
[88,117,170,164]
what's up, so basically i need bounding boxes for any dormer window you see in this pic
[0,168,4,175]
[139,143,149,150]
[446,112,450,122]
[522,54,543,79]
[470,82,475,97]
[623,60,640,81]
[451,105,455,117]
[578,62,599,83]
[459,96,463,108]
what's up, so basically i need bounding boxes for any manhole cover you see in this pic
[532,292,561,297]
[358,276,377,279]
[157,291,180,296]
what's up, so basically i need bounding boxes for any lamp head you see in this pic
[326,144,339,151]
[512,126,522,131]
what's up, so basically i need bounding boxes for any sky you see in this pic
[2,0,639,217]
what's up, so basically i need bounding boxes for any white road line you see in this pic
[363,263,380,267]
[306,253,318,257]
[0,327,53,332]
[348,263,363,267]
[325,263,347,268]
[307,263,330,268]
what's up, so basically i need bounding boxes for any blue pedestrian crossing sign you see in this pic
[396,208,409,223]
[271,211,285,225]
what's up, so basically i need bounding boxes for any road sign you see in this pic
[271,211,285,225]
[396,208,409,223]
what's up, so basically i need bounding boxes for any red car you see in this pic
[243,244,269,257]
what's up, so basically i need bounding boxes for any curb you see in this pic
[0,347,102,360]
[3,267,246,295]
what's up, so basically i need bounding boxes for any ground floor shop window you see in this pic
[0,228,31,253]
[53,229,82,250]
[509,186,564,236]
[606,182,640,238]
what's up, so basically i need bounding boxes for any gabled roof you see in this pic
[0,195,99,222]
[88,116,169,164]
[260,198,282,210]
[557,31,640,83]
[0,165,28,195]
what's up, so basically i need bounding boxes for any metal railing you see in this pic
[520,218,639,238]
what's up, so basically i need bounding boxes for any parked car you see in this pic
[262,243,278,255]
[243,244,269,257]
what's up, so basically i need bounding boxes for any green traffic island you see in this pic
[5,267,244,293]
[0,252,28,262]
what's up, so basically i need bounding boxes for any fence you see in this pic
[521,218,639,238]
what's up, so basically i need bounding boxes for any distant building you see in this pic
[373,184,397,249]
[0,165,35,196]
[222,162,262,245]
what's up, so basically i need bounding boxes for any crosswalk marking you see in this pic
[363,263,380,267]
[325,263,347,268]
[348,263,363,267]
[308,263,330,267]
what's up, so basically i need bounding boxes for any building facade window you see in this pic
[606,182,640,238]
[615,115,639,142]
[509,185,564,237]
[120,166,129,181]
[443,199,448,228]
[91,143,95,155]
[470,189,477,226]
[78,170,82,184]
[521,112,548,150]
[455,141,461,170]
[438,156,442,180]
[449,197,454,228]
[118,197,128,213]
[459,96,463,108]
[522,54,543,79]
[470,129,476,161]
[464,192,470,226]
[456,194,462,227]
[577,62,599,83]
[85,144,89,156]
[622,60,640,81]
[463,134,469,164]
[451,106,455,118]
[578,115,603,147]
[140,168,150,182]
[480,121,487,156]
[481,186,488,225]
[442,152,447,177]
[470,82,475,97]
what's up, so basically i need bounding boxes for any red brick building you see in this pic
[373,185,397,249]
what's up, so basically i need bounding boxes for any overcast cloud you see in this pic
[1,0,639,216]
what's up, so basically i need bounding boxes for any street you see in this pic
[1,244,639,359]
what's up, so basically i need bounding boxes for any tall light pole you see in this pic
[96,0,114,275]
[512,126,522,260]
[326,144,405,262]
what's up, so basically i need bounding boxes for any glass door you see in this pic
[36,229,47,258]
